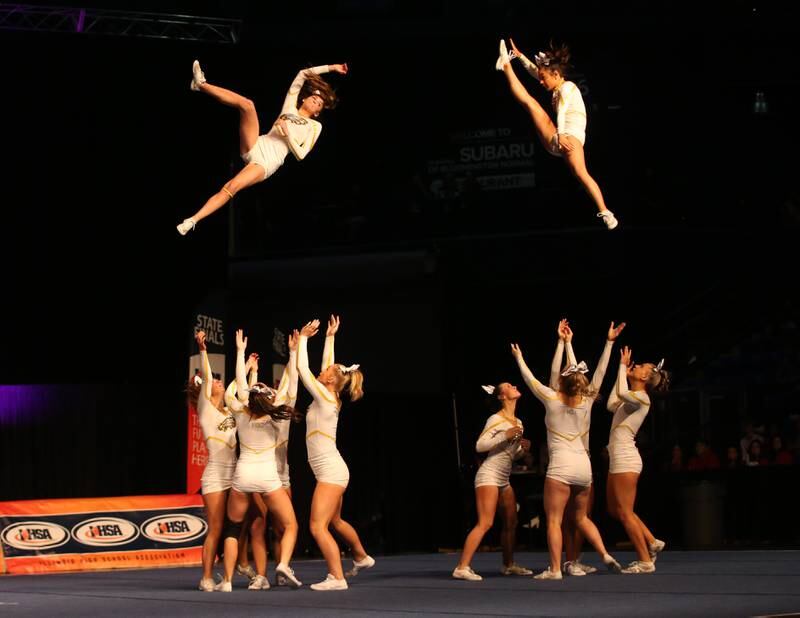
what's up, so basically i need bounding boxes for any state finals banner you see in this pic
[0,494,205,574]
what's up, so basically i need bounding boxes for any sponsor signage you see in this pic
[0,495,204,574]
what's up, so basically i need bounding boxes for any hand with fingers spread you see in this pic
[301,319,320,338]
[620,346,633,368]
[607,321,626,341]
[235,328,248,351]
[195,330,207,351]
[288,329,300,352]
[509,37,523,58]
[326,314,340,337]
[510,342,523,359]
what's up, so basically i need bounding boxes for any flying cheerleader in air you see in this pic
[176,59,348,235]
[496,38,618,230]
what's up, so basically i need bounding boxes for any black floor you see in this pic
[1,550,799,617]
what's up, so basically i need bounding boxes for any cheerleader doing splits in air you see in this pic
[297,316,374,591]
[512,320,625,579]
[176,59,348,235]
[495,38,618,230]
[606,345,670,573]
[452,382,533,581]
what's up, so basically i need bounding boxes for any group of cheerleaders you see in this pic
[182,36,657,591]
[176,37,618,237]
[189,315,373,592]
[454,319,671,581]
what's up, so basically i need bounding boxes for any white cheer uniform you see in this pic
[197,350,237,495]
[298,334,349,488]
[225,344,298,494]
[519,57,587,156]
[242,65,329,179]
[606,363,651,475]
[516,339,613,487]
[474,413,524,489]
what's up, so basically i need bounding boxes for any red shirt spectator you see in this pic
[687,440,721,471]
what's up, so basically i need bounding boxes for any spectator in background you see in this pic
[745,440,768,467]
[725,446,742,469]
[668,444,684,472]
[687,440,720,471]
[740,421,765,465]
[771,436,794,465]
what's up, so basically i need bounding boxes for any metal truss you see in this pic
[0,4,241,43]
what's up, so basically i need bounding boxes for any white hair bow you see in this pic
[340,364,360,374]
[654,359,665,373]
[561,361,589,377]
[481,385,496,395]
[248,383,277,399]
[193,375,203,386]
[534,51,551,67]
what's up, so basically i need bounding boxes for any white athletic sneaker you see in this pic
[213,579,232,592]
[198,577,215,591]
[563,561,587,577]
[191,60,206,91]
[247,574,271,590]
[574,560,597,574]
[177,218,196,235]
[310,573,348,591]
[597,210,619,230]
[621,560,655,574]
[500,563,533,576]
[649,539,666,562]
[452,566,482,581]
[496,39,511,71]
[345,555,375,577]
[275,563,302,588]
[603,554,622,573]
[236,564,257,580]
[533,567,563,580]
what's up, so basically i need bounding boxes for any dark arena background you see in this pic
[1,1,799,616]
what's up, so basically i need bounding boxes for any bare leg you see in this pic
[456,485,499,568]
[543,478,571,573]
[185,162,265,224]
[270,488,290,564]
[572,485,611,557]
[501,63,558,149]
[562,138,609,213]
[330,495,369,561]
[222,490,250,583]
[196,82,260,154]
[310,482,348,580]
[262,488,299,567]
[498,486,518,567]
[562,497,578,562]
[201,490,228,580]
[607,473,650,562]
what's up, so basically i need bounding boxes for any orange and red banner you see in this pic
[0,494,204,574]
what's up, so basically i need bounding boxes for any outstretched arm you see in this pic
[234,329,249,402]
[195,331,212,402]
[512,343,558,403]
[322,314,339,371]
[549,319,572,388]
[509,38,540,79]
[615,346,650,407]
[274,329,300,407]
[590,321,625,393]
[280,63,348,115]
[297,320,338,405]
